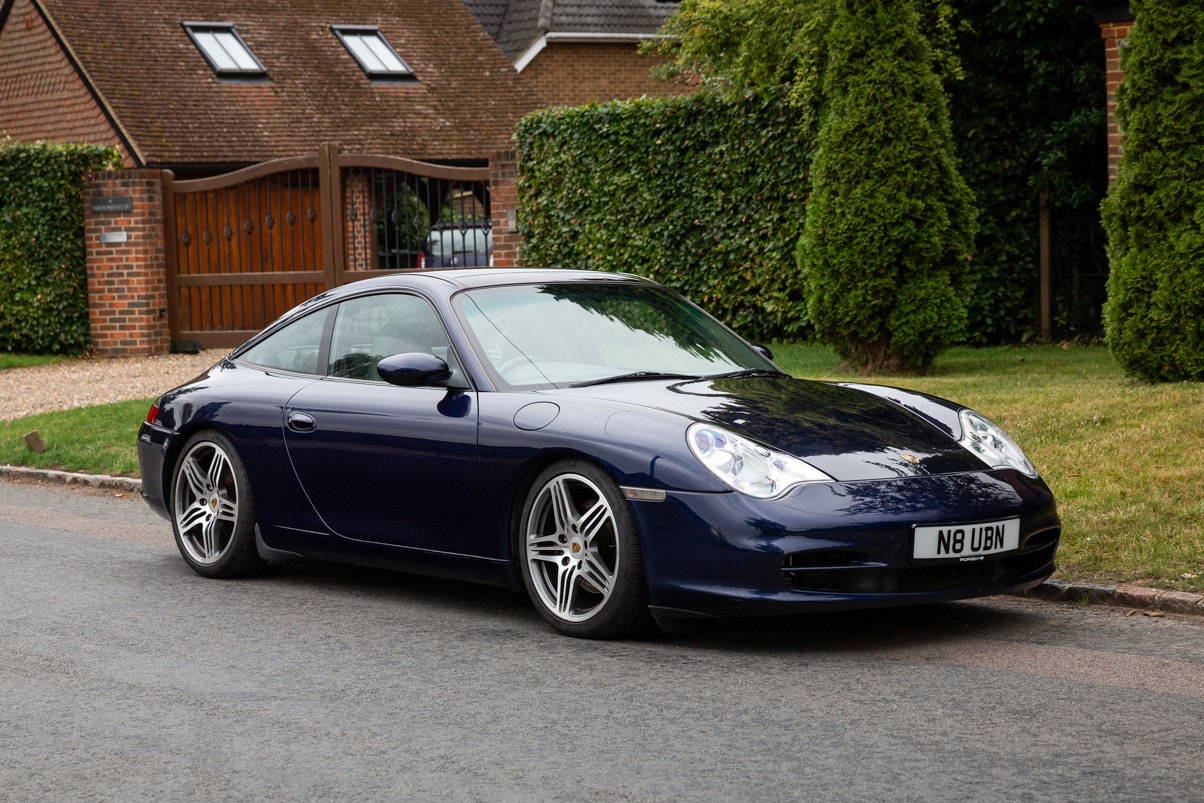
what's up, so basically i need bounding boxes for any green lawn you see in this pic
[0,353,63,370]
[0,398,151,477]
[2,344,1201,592]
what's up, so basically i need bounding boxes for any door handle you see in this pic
[287,411,317,432]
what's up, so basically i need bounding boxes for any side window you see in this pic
[327,293,455,381]
[238,308,329,374]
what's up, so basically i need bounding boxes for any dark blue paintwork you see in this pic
[138,268,1059,622]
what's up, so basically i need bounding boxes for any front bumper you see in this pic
[631,469,1060,620]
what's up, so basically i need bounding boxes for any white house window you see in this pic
[183,23,267,78]
[333,27,415,80]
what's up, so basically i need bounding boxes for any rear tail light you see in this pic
[145,401,160,425]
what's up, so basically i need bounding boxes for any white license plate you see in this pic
[913,518,1020,561]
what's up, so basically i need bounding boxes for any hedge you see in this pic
[516,89,811,341]
[522,0,1106,348]
[0,141,120,355]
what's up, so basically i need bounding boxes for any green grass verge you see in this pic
[0,353,64,370]
[0,398,151,477]
[1,344,1201,593]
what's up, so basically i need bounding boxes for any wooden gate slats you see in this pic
[163,144,489,349]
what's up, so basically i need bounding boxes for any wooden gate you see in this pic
[164,144,491,348]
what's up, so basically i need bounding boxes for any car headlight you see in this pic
[687,423,832,499]
[958,410,1038,478]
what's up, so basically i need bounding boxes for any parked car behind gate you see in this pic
[424,221,491,267]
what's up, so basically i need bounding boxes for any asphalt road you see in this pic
[2,478,1202,802]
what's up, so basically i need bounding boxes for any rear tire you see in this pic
[170,430,265,578]
[518,460,649,638]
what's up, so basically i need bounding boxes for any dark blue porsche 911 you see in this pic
[138,268,1059,638]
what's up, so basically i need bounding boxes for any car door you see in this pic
[282,292,480,554]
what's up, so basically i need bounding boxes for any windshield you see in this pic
[453,281,776,389]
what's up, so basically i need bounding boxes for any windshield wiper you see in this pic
[706,368,789,380]
[571,371,700,388]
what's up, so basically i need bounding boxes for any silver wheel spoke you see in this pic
[578,498,611,544]
[214,494,238,523]
[548,477,574,534]
[177,500,211,535]
[207,450,229,491]
[201,516,220,559]
[555,562,581,616]
[529,548,567,566]
[580,550,615,595]
[181,457,210,500]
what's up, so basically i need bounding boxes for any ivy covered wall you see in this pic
[517,89,811,341]
[0,141,120,354]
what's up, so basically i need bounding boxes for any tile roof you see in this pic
[464,0,677,61]
[31,0,539,166]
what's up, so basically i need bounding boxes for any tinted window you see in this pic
[239,308,329,374]
[327,293,453,381]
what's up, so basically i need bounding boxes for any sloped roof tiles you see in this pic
[28,0,539,166]
[464,0,677,61]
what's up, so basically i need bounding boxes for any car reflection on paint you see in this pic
[137,268,1059,638]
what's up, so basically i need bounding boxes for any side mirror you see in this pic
[750,343,774,361]
[377,353,452,387]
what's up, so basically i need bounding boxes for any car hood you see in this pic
[550,375,987,482]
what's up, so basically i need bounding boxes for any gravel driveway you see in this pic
[0,350,228,421]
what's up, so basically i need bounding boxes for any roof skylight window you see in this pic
[333,27,415,80]
[183,23,267,78]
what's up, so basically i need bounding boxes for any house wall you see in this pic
[521,42,687,108]
[0,0,134,164]
[1099,17,1134,183]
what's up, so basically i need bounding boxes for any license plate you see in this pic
[913,518,1020,561]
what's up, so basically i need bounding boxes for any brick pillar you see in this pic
[489,148,522,267]
[1100,18,1135,183]
[83,170,170,357]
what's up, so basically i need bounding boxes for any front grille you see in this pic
[781,532,1059,594]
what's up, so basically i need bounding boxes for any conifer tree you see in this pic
[1101,0,1204,382]
[797,0,976,374]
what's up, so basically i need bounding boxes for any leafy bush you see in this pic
[651,0,1107,346]
[0,141,119,354]
[1101,0,1204,382]
[516,89,811,341]
[797,0,976,374]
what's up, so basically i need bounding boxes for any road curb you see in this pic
[3,464,1202,617]
[1016,578,1204,617]
[0,464,141,493]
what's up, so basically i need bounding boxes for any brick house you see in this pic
[463,0,687,108]
[0,0,538,172]
[0,0,544,356]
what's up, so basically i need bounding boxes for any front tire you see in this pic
[519,460,648,638]
[170,430,264,578]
